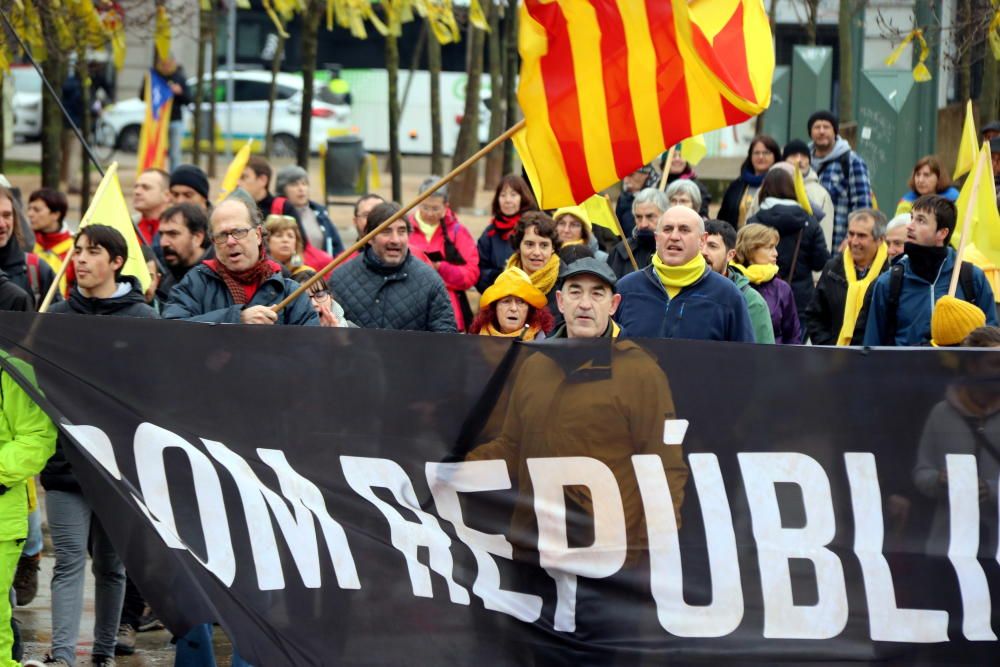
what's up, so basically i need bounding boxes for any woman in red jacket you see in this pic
[406,177,480,331]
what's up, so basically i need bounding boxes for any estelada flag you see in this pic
[515,0,774,209]
[136,70,174,177]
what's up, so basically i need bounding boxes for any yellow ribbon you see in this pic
[884,28,931,82]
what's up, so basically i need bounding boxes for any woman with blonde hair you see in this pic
[733,224,801,344]
[264,214,313,279]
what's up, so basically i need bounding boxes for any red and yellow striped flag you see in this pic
[514,0,774,209]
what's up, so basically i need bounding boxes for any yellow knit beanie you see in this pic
[931,296,987,347]
[479,267,548,311]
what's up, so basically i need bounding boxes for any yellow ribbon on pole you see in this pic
[884,28,931,82]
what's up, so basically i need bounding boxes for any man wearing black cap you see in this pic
[551,257,623,338]
[782,138,835,247]
[808,110,873,249]
[169,164,210,212]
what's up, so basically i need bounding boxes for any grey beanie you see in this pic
[275,165,309,197]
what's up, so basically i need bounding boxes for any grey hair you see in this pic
[664,180,702,212]
[215,194,263,228]
[848,208,887,240]
[887,213,910,234]
[274,165,309,197]
[418,176,449,201]
[632,187,668,217]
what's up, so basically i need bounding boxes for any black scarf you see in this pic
[904,242,948,284]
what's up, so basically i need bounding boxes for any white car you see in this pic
[11,65,42,139]
[102,69,352,156]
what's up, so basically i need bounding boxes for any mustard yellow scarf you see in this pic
[506,251,560,295]
[652,253,706,298]
[478,323,542,340]
[838,243,888,345]
[730,262,779,285]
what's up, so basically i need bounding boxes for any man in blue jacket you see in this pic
[863,195,997,346]
[163,198,318,325]
[616,206,754,342]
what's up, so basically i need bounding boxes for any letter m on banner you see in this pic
[136,70,174,177]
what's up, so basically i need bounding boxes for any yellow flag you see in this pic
[81,163,152,292]
[793,165,814,216]
[953,143,1000,268]
[679,135,707,167]
[953,100,979,181]
[216,142,253,203]
[580,194,619,234]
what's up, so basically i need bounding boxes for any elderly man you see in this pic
[616,206,753,341]
[607,188,666,279]
[330,201,455,332]
[275,165,344,258]
[163,198,317,325]
[551,257,623,338]
[804,209,890,345]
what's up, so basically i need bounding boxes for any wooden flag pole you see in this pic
[947,142,987,298]
[605,195,639,272]
[37,256,72,314]
[272,119,527,314]
[657,146,676,191]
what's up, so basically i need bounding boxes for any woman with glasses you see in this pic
[718,135,781,228]
[306,280,351,328]
[405,177,480,332]
[552,206,608,263]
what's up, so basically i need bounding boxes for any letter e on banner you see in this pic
[739,453,847,639]
[526,456,627,633]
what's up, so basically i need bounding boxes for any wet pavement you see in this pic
[14,555,237,666]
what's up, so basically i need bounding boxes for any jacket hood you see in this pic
[66,276,147,315]
[803,168,821,185]
[727,266,750,289]
[752,201,810,236]
[811,137,852,170]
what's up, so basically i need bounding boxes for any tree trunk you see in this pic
[386,31,402,202]
[38,4,64,191]
[956,0,971,102]
[208,4,219,178]
[837,0,854,123]
[78,54,91,214]
[502,0,519,176]
[805,0,818,46]
[265,32,286,159]
[981,52,1000,130]
[449,21,486,209]
[193,9,207,167]
[427,24,443,175]
[0,76,6,171]
[483,1,505,190]
[297,1,321,168]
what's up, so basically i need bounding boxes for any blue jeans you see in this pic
[174,624,252,667]
[169,120,184,170]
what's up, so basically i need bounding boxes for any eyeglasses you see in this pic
[211,227,253,245]
[309,290,332,303]
[751,151,773,158]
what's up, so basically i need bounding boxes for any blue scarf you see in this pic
[741,167,765,188]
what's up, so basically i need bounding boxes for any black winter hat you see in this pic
[782,139,810,160]
[169,164,210,200]
[807,110,839,137]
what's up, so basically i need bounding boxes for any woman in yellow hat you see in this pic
[553,205,608,262]
[469,266,554,339]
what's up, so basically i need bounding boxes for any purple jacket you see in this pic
[753,278,802,344]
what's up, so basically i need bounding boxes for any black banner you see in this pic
[2,311,999,665]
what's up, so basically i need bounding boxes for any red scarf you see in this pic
[35,228,73,253]
[138,218,160,246]
[487,212,522,241]
[204,257,281,305]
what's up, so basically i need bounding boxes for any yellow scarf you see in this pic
[478,323,542,340]
[651,253,706,298]
[731,262,779,285]
[837,243,888,346]
[506,251,560,295]
[413,211,438,243]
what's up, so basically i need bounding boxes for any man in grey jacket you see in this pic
[330,202,456,332]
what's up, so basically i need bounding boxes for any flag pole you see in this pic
[604,195,638,272]
[272,119,527,314]
[948,142,987,298]
[657,146,676,191]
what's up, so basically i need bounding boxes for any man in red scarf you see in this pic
[161,198,318,325]
[131,169,171,246]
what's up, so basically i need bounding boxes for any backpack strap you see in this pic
[25,253,41,307]
[883,263,905,345]
[959,261,977,305]
[271,197,287,216]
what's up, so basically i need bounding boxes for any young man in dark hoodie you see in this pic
[38,225,155,666]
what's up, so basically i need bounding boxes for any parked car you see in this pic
[11,65,42,139]
[102,69,352,155]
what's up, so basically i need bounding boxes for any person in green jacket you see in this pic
[703,220,776,344]
[0,354,56,667]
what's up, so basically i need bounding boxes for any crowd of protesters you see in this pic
[1,108,1000,666]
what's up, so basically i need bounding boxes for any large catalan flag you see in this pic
[515,0,775,209]
[136,70,174,177]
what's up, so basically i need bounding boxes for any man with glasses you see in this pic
[163,198,318,325]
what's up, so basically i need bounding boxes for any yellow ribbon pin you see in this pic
[884,28,931,82]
